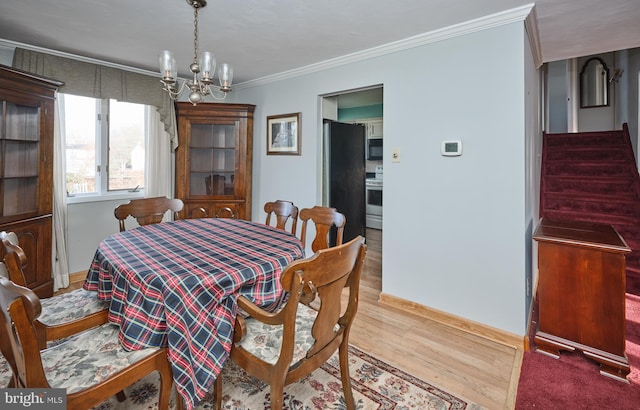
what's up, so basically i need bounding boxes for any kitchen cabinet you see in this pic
[175,103,255,220]
[0,64,62,298]
[367,119,383,138]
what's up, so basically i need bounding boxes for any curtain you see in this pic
[52,95,69,291]
[145,108,174,221]
[11,47,178,148]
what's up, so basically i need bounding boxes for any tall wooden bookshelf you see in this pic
[0,64,63,298]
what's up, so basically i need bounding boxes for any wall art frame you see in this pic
[266,112,301,155]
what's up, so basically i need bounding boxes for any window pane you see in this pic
[108,100,145,191]
[64,94,97,195]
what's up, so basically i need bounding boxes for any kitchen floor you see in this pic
[364,228,381,291]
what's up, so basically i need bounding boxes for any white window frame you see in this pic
[64,95,147,204]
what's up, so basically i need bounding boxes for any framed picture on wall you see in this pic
[266,112,301,155]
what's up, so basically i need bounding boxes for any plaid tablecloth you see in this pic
[83,218,304,409]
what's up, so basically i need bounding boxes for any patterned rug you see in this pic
[1,345,481,409]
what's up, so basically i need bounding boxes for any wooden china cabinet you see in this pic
[175,102,255,220]
[0,65,63,298]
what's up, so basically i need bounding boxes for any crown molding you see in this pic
[0,38,158,77]
[524,6,543,68]
[235,3,536,89]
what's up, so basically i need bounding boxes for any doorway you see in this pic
[321,85,383,291]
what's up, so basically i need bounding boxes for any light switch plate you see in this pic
[391,147,400,163]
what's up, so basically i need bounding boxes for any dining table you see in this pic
[83,217,304,409]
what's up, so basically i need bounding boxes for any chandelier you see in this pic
[158,0,232,105]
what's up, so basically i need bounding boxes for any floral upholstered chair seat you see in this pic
[0,352,11,387]
[236,302,338,365]
[38,288,109,326]
[40,323,161,393]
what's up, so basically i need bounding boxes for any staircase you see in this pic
[540,123,640,295]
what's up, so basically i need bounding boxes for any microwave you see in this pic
[367,138,383,160]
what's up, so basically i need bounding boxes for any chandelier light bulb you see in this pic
[200,51,215,82]
[159,50,176,80]
[218,63,233,91]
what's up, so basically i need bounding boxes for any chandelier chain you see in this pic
[193,7,199,63]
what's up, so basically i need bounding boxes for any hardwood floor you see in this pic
[353,228,519,409]
[60,227,520,409]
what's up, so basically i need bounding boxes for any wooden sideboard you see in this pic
[533,217,631,381]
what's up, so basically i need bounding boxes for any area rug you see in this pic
[1,345,482,409]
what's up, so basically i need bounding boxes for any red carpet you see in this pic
[516,293,640,409]
[540,124,640,295]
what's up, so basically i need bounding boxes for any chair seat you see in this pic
[41,323,161,394]
[237,303,323,365]
[38,288,109,326]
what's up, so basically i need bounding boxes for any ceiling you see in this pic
[1,0,639,94]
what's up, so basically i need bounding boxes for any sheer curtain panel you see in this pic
[52,96,70,291]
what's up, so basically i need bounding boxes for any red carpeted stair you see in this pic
[541,123,640,295]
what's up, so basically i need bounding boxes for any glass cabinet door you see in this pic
[1,101,41,217]
[175,102,254,221]
[188,121,238,197]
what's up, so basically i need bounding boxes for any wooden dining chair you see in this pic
[220,235,367,410]
[0,232,109,350]
[299,206,346,252]
[264,200,299,235]
[114,196,184,231]
[0,276,172,409]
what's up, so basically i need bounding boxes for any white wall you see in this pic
[67,199,129,272]
[231,22,531,336]
[546,60,569,133]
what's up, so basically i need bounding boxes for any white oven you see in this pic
[365,182,382,229]
[365,165,383,229]
[366,182,382,215]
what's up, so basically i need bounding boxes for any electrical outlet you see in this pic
[391,147,400,163]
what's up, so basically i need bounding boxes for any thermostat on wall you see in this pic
[441,140,462,156]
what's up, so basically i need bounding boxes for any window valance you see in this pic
[12,47,177,149]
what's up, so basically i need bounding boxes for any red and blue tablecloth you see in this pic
[84,218,304,409]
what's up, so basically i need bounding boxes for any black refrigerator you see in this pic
[323,119,366,246]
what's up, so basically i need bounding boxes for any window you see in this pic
[63,94,147,199]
